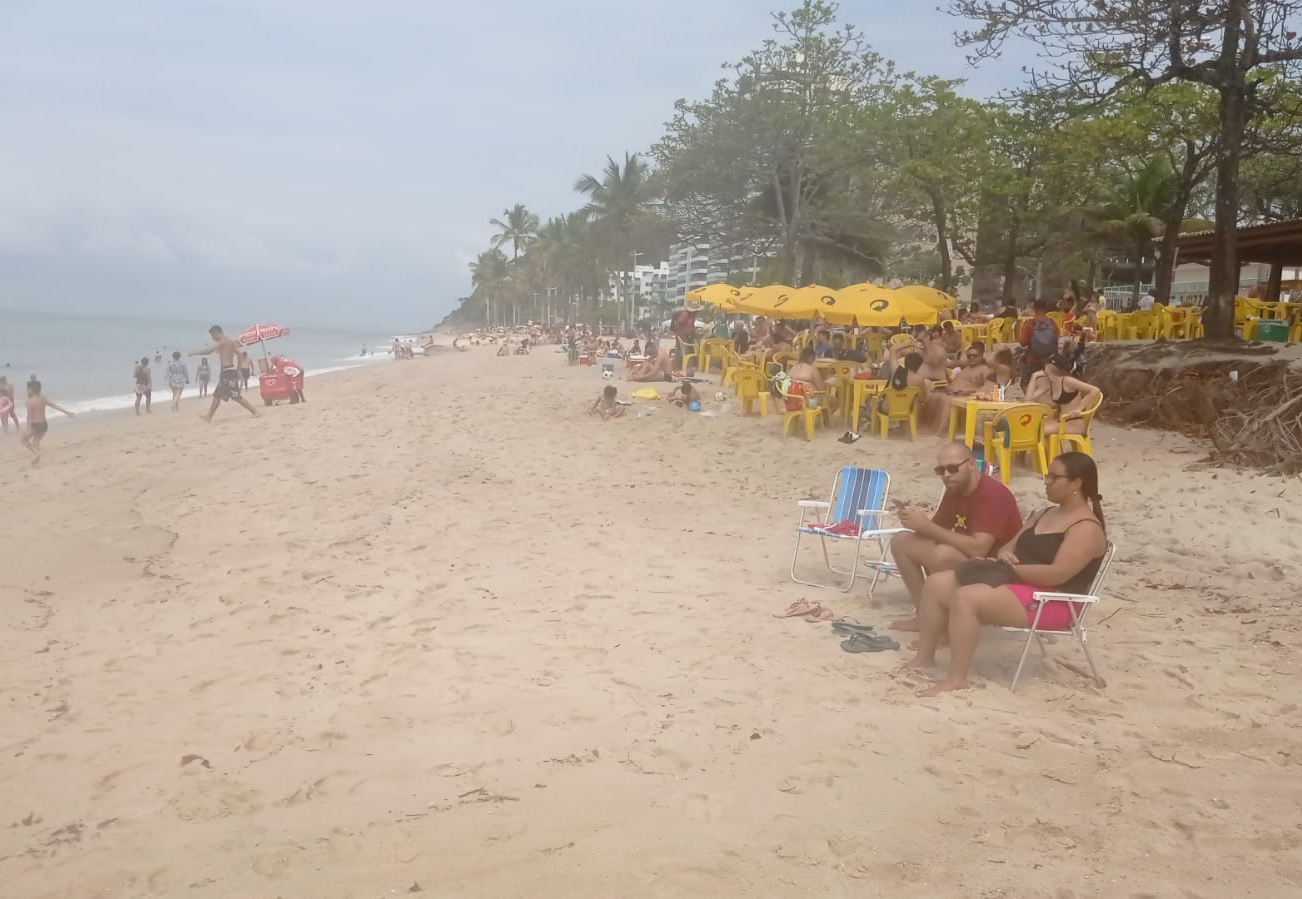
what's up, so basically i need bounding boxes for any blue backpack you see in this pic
[1029,319,1057,358]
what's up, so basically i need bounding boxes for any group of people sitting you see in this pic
[771,318,1101,442]
[887,442,1108,695]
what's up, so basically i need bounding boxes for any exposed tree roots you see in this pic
[1087,341,1302,475]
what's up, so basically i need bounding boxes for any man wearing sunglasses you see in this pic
[887,442,1023,632]
[929,342,990,436]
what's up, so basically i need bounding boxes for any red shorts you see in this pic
[1006,584,1083,631]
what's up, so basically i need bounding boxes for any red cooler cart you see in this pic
[237,323,306,405]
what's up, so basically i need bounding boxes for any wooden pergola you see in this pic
[1173,218,1302,301]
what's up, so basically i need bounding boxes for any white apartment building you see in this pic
[667,241,762,303]
[608,261,671,307]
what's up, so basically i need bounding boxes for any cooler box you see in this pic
[1255,320,1288,342]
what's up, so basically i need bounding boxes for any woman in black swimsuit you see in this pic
[905,452,1107,696]
[1026,353,1102,440]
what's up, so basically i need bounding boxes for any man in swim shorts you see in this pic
[191,325,260,422]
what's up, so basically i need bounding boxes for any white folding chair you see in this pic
[1002,541,1116,691]
[790,467,908,594]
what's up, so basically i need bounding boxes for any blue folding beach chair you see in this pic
[790,467,909,594]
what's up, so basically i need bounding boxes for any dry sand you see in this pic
[2,343,1301,898]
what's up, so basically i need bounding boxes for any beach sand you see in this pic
[3,344,1300,898]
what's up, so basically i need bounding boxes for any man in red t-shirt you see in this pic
[888,442,1023,631]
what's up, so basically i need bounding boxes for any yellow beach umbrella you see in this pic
[685,282,743,307]
[731,284,843,319]
[830,285,938,326]
[730,284,793,316]
[893,284,958,311]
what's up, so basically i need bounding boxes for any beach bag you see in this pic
[953,558,1019,588]
[1029,319,1057,357]
[785,379,807,412]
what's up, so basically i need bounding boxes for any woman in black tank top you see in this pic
[905,452,1107,696]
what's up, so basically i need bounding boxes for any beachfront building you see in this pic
[608,261,671,320]
[666,241,766,304]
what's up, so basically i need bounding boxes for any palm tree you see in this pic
[489,204,540,262]
[1088,157,1177,306]
[575,152,657,328]
[468,248,511,326]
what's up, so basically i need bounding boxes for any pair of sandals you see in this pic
[775,600,833,622]
[832,618,899,653]
[775,604,900,652]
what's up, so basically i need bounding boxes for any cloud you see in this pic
[0,0,1019,327]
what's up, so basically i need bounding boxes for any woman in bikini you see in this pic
[1027,353,1102,439]
[905,451,1107,695]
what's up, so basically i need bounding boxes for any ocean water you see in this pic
[0,311,409,414]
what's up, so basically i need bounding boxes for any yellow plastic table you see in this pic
[952,398,1021,447]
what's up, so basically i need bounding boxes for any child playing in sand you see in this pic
[590,385,626,420]
[22,380,74,465]
[667,382,702,407]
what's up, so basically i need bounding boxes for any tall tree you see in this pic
[948,0,1302,337]
[1088,157,1179,305]
[655,1,898,286]
[468,248,511,327]
[574,152,657,327]
[489,204,540,262]
[882,75,987,292]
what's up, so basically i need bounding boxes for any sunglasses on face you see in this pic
[933,460,972,476]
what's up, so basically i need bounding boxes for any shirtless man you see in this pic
[629,341,673,382]
[932,342,990,435]
[0,376,18,433]
[22,380,74,465]
[191,325,260,422]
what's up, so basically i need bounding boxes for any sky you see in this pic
[0,0,1023,330]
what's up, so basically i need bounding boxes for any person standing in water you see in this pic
[190,326,259,422]
[22,380,74,465]
[165,351,190,412]
[133,357,153,414]
[196,358,211,397]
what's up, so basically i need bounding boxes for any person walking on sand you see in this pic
[190,326,259,422]
[165,351,190,412]
[133,357,153,415]
[196,357,211,397]
[0,376,18,434]
[22,380,74,466]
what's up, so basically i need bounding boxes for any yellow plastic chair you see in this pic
[778,383,828,441]
[874,387,920,441]
[721,347,761,390]
[698,337,733,374]
[988,317,1016,344]
[1046,311,1065,330]
[1184,307,1205,339]
[733,368,770,417]
[1290,312,1302,344]
[1155,306,1184,340]
[983,404,1050,484]
[1046,393,1103,459]
[1124,311,1157,340]
[1095,310,1120,341]
[678,341,701,373]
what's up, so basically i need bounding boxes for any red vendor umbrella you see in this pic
[238,323,291,346]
